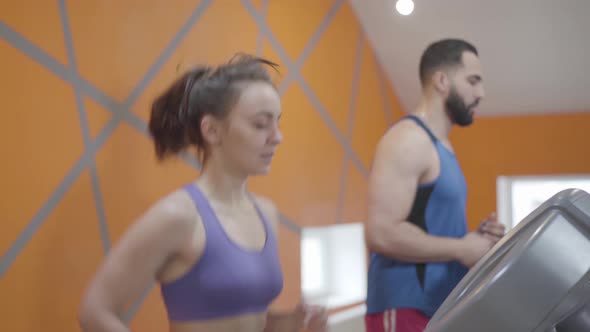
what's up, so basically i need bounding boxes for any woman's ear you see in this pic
[200,114,222,146]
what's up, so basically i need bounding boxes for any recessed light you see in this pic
[396,0,414,16]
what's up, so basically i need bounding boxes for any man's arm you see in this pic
[365,123,464,263]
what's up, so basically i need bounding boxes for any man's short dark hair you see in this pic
[419,38,478,86]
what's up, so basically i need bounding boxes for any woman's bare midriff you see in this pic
[168,311,267,332]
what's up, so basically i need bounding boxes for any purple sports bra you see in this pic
[159,184,284,321]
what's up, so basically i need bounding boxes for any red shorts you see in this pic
[365,308,430,332]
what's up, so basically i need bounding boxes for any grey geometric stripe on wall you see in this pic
[336,29,365,224]
[242,0,369,179]
[0,1,393,320]
[58,0,111,254]
[0,0,213,279]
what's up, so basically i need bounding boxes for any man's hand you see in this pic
[457,232,493,268]
[477,212,506,244]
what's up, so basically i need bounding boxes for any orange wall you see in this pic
[450,111,590,230]
[0,1,401,331]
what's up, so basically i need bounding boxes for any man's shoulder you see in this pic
[378,118,435,159]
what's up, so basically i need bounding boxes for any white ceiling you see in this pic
[349,0,590,117]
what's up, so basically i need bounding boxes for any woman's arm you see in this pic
[265,303,327,332]
[254,196,294,332]
[78,192,196,332]
[254,196,328,332]
[264,310,300,332]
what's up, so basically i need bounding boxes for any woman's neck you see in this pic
[195,158,250,208]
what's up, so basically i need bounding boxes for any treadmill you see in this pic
[425,188,590,332]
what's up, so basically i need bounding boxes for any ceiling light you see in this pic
[396,0,414,16]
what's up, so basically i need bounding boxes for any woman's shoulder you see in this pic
[250,193,281,234]
[143,187,201,232]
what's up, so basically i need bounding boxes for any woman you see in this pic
[78,54,328,332]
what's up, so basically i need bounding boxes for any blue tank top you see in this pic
[159,183,284,321]
[366,115,469,318]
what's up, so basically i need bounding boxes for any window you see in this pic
[497,175,590,230]
[300,223,367,309]
[301,235,326,296]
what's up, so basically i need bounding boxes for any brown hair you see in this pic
[419,38,478,86]
[148,53,280,161]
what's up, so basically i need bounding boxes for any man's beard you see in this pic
[445,87,479,127]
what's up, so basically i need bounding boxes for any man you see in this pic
[364,38,506,332]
